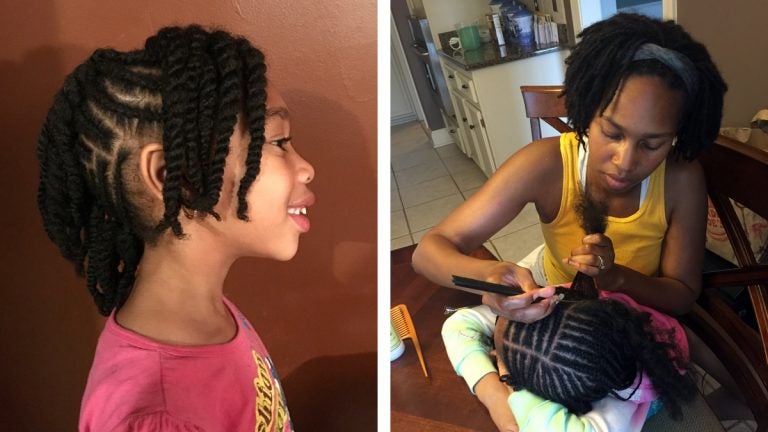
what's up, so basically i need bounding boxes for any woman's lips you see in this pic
[604,173,633,191]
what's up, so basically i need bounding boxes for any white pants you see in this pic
[516,243,548,287]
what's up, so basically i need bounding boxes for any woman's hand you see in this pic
[475,372,519,432]
[564,233,616,278]
[480,262,559,323]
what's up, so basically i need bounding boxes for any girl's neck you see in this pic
[115,232,239,345]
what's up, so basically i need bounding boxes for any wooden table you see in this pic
[390,245,498,431]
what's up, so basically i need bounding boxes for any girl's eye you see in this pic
[270,136,291,151]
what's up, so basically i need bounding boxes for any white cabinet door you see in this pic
[448,87,471,157]
[463,101,496,177]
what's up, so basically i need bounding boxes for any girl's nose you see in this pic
[295,152,315,184]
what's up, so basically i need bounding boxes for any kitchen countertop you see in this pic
[440,41,569,71]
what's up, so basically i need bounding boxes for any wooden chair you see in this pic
[520,85,768,431]
[688,134,768,430]
[520,85,570,140]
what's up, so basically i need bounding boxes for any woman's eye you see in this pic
[642,142,662,151]
[270,137,291,151]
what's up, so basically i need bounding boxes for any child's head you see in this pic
[37,25,314,315]
[494,292,696,419]
[563,13,727,161]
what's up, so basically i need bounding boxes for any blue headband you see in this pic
[633,43,698,96]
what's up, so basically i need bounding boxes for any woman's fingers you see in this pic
[482,286,559,323]
[565,234,615,276]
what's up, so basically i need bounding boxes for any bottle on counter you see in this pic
[501,0,534,46]
[486,12,506,45]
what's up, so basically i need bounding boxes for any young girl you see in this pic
[413,12,727,430]
[443,287,697,432]
[37,25,312,431]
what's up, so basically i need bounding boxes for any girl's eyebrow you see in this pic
[601,116,674,139]
[266,106,290,120]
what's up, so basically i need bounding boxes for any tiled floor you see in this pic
[390,121,543,261]
[390,120,757,432]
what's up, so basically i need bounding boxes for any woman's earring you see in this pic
[671,137,678,147]
[183,207,201,219]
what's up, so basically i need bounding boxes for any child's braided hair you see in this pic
[37,25,267,315]
[497,290,696,419]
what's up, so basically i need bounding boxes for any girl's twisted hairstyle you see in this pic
[498,290,696,419]
[563,13,727,161]
[37,25,267,315]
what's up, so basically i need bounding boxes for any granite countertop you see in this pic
[440,41,569,71]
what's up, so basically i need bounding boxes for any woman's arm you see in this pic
[567,159,707,314]
[413,138,562,319]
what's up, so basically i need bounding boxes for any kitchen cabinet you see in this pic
[443,62,495,176]
[463,100,495,177]
[440,48,568,175]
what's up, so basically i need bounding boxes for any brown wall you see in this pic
[0,1,377,430]
[678,0,768,127]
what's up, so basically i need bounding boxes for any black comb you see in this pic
[451,275,524,296]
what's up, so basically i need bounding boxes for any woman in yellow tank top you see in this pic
[412,13,728,430]
[414,15,726,318]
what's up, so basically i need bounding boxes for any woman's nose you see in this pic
[612,141,636,173]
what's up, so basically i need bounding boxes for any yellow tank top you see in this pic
[541,133,668,284]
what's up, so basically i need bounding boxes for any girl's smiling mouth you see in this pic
[288,194,315,232]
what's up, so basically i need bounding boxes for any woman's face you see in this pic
[586,75,683,197]
[214,86,316,261]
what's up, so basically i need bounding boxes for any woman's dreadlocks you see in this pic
[562,13,727,161]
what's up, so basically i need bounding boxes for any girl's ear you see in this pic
[138,143,165,201]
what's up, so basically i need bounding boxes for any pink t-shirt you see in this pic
[79,298,292,432]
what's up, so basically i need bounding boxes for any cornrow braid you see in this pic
[37,25,268,315]
[499,290,696,419]
[563,13,727,161]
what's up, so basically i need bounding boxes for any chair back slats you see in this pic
[697,134,768,429]
[700,134,768,365]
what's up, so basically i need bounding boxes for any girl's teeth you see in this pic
[300,208,307,215]
[289,207,307,215]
